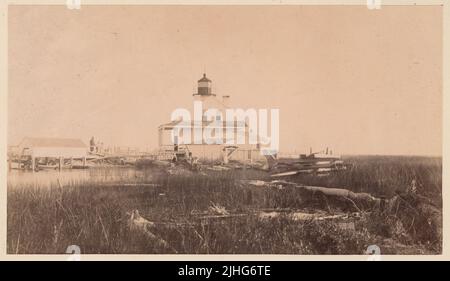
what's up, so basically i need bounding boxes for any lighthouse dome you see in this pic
[198,73,212,83]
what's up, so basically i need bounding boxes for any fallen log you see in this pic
[105,183,161,187]
[207,165,231,171]
[301,185,380,206]
[197,214,249,222]
[259,211,360,222]
[243,179,381,208]
[128,210,177,253]
[271,170,307,177]
[208,202,230,215]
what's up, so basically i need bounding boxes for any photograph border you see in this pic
[0,0,448,261]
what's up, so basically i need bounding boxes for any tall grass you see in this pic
[290,156,441,201]
[7,156,442,254]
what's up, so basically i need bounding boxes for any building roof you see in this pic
[198,73,212,83]
[19,137,87,148]
[159,119,247,129]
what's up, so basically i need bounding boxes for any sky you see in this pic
[8,5,443,155]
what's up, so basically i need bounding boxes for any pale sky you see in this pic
[8,5,443,155]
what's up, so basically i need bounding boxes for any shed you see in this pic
[18,137,88,158]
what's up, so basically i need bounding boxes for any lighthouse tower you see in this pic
[193,73,227,113]
[158,73,263,162]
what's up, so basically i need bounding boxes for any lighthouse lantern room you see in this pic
[195,73,214,96]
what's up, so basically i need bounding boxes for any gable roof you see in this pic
[19,137,87,148]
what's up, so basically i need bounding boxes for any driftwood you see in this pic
[300,185,380,206]
[271,170,309,177]
[105,183,161,187]
[197,214,248,221]
[265,153,348,177]
[259,211,360,222]
[128,210,177,253]
[244,179,381,208]
[207,165,231,171]
[208,202,230,215]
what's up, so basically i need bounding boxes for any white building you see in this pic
[158,74,263,162]
[18,137,87,158]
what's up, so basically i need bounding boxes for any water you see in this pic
[7,167,155,188]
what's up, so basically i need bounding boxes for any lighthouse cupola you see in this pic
[196,73,214,96]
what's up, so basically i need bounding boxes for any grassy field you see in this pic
[7,155,442,255]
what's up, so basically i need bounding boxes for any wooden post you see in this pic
[223,148,229,164]
[59,157,63,171]
[70,157,73,169]
[31,156,35,173]
[82,156,86,168]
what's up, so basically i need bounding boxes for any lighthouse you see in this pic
[193,73,225,113]
[158,73,264,162]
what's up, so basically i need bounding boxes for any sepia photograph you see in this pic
[4,2,444,257]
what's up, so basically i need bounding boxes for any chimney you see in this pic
[222,95,230,108]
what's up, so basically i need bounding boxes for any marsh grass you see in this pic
[291,156,441,201]
[7,156,442,254]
